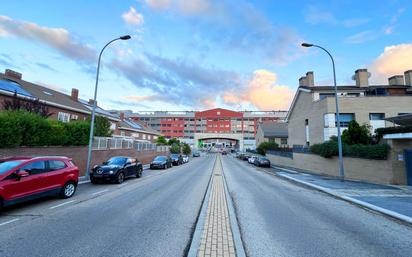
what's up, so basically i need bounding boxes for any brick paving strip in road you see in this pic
[197,155,236,257]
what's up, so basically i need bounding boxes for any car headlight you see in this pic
[109,170,114,174]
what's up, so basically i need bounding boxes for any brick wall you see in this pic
[0,146,168,176]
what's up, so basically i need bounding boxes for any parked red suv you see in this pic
[0,156,79,210]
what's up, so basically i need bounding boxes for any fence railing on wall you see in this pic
[93,137,169,152]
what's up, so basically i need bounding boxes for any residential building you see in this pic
[287,69,412,147]
[128,108,287,150]
[255,123,288,147]
[117,113,161,143]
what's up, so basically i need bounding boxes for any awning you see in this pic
[385,113,412,126]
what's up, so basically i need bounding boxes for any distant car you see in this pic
[193,151,200,157]
[0,156,79,210]
[91,156,142,184]
[222,150,227,155]
[182,155,189,163]
[150,156,172,169]
[170,154,183,165]
[254,157,271,167]
[248,156,257,164]
[242,154,251,161]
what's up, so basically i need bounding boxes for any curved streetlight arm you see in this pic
[85,36,128,179]
[302,43,345,181]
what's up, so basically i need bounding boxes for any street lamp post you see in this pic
[301,43,345,181]
[85,35,131,179]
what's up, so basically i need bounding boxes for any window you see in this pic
[369,113,385,120]
[319,93,334,100]
[336,113,354,127]
[142,134,146,139]
[281,138,288,145]
[217,111,221,115]
[71,114,78,120]
[58,112,71,123]
[49,160,66,171]
[305,119,309,125]
[21,161,46,175]
[148,135,151,140]
[120,131,125,136]
[110,122,116,130]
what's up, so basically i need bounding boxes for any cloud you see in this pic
[223,70,293,110]
[383,8,405,35]
[145,0,210,15]
[342,18,369,28]
[144,1,304,65]
[123,95,158,101]
[36,62,57,72]
[369,44,412,83]
[0,15,96,64]
[304,5,336,25]
[345,30,377,44]
[122,6,144,26]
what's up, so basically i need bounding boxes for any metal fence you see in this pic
[92,137,169,152]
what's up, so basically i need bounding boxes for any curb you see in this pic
[276,172,412,225]
[78,164,151,185]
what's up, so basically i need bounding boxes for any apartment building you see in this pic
[287,69,412,147]
[128,108,287,150]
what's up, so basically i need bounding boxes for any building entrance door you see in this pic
[405,149,412,185]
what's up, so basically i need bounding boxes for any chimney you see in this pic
[120,112,125,121]
[306,71,314,86]
[353,68,370,87]
[88,99,97,106]
[299,76,307,86]
[5,69,22,80]
[404,70,412,86]
[71,88,79,101]
[388,75,405,86]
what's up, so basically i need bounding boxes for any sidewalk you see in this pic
[269,165,412,224]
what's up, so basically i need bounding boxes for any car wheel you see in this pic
[163,164,167,169]
[60,181,77,199]
[116,172,125,184]
[136,167,143,178]
[91,177,98,184]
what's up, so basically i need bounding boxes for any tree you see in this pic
[256,141,279,155]
[341,120,371,145]
[182,143,191,155]
[94,116,112,137]
[170,143,181,154]
[156,136,167,145]
[3,91,52,118]
[168,137,180,145]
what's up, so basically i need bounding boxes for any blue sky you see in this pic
[0,0,411,111]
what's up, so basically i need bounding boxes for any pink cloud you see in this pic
[369,43,412,83]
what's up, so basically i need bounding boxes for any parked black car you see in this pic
[254,157,271,167]
[150,156,172,169]
[170,154,183,165]
[91,156,143,184]
[242,154,251,161]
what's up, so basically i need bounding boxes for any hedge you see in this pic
[0,110,90,148]
[310,140,390,160]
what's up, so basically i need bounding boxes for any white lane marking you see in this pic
[0,218,20,227]
[91,189,109,196]
[49,200,76,209]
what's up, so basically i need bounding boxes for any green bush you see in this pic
[156,136,167,145]
[182,143,191,155]
[170,143,181,154]
[0,110,90,148]
[94,116,112,137]
[256,141,279,155]
[310,140,389,160]
[0,111,23,147]
[341,120,371,145]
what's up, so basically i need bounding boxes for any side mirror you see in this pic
[16,170,29,180]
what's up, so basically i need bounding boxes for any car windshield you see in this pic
[106,157,127,165]
[0,160,24,175]
[170,154,179,158]
[154,156,166,161]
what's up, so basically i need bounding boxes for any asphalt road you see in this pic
[222,155,412,257]
[0,154,215,257]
